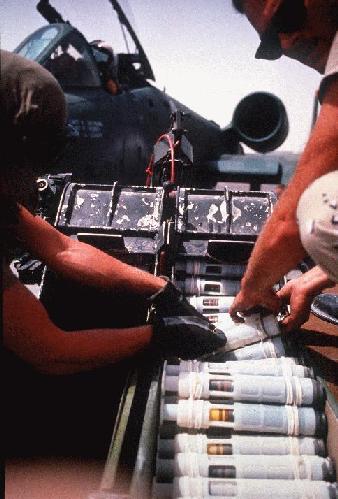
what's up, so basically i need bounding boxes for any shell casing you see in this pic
[175,260,245,278]
[207,443,233,455]
[175,277,240,297]
[209,379,234,392]
[209,408,234,422]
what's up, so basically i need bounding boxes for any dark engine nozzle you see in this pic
[232,92,289,153]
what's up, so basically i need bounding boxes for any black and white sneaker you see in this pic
[311,293,338,326]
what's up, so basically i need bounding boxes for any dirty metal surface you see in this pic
[110,188,163,232]
[176,189,228,234]
[176,188,275,236]
[57,183,163,233]
[230,193,271,235]
[58,184,114,228]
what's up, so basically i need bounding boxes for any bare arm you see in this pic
[277,266,335,331]
[6,207,223,372]
[3,267,152,375]
[230,79,338,319]
[15,204,165,296]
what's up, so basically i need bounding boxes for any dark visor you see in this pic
[255,0,307,60]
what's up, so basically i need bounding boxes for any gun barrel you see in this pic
[36,0,67,24]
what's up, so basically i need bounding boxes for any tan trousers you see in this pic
[297,170,338,283]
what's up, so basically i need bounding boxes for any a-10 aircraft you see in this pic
[14,0,297,190]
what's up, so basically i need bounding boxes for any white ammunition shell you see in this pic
[175,260,245,278]
[244,312,281,334]
[162,400,326,436]
[214,315,281,352]
[165,358,313,378]
[216,336,286,361]
[204,313,236,329]
[188,295,235,313]
[172,477,336,499]
[164,373,323,406]
[156,453,333,481]
[160,433,325,457]
[175,277,240,296]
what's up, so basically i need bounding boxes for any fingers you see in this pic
[229,289,257,321]
[260,293,282,315]
[229,295,249,322]
[280,309,310,332]
[229,289,281,321]
[276,283,292,301]
[230,309,245,323]
[280,298,311,331]
[280,313,296,332]
[278,283,313,332]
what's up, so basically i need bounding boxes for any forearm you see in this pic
[290,265,335,296]
[4,273,153,375]
[35,325,153,375]
[15,204,164,295]
[49,242,164,294]
[241,81,338,293]
[241,210,306,292]
[7,325,152,375]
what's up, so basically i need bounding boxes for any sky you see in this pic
[0,0,322,153]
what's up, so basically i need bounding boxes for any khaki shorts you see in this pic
[297,170,338,283]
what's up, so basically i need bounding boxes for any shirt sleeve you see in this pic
[318,31,338,102]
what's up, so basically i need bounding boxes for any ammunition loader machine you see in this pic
[9,86,336,498]
[33,178,337,499]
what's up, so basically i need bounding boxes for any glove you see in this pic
[149,278,227,359]
[150,277,215,321]
[13,252,44,284]
[152,314,226,360]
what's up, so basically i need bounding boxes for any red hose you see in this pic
[145,133,176,186]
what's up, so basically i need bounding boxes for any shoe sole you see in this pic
[311,304,338,326]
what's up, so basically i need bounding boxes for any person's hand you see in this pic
[152,314,226,360]
[277,279,314,331]
[276,266,335,332]
[149,278,227,359]
[229,286,281,322]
